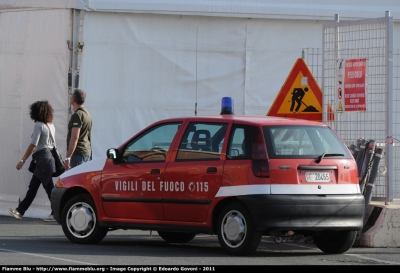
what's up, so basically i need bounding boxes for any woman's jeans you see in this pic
[17,175,54,216]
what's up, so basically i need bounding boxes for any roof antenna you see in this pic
[195,26,198,116]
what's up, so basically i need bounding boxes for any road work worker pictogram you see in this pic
[289,87,319,113]
[290,87,308,112]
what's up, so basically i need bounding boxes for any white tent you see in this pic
[1,0,399,218]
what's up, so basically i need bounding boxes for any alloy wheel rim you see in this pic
[66,202,96,238]
[221,209,247,248]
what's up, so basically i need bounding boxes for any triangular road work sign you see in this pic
[267,58,323,121]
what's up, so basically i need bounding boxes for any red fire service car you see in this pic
[51,97,364,256]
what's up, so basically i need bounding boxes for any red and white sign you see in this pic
[336,58,367,112]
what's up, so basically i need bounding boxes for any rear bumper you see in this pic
[237,194,365,231]
[51,187,67,224]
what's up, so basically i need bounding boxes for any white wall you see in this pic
[84,13,400,157]
[81,13,325,156]
[0,9,70,218]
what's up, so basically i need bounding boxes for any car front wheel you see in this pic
[217,202,262,256]
[61,194,108,244]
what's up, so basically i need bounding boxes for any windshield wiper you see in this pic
[316,153,344,163]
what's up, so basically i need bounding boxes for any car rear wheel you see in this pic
[313,230,357,254]
[217,202,262,256]
[61,194,108,244]
[157,231,197,243]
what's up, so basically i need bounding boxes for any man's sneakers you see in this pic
[9,208,55,222]
[43,215,55,222]
[8,208,22,220]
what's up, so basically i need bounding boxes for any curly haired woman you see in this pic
[9,101,57,221]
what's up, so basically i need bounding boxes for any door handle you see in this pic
[150,169,160,175]
[207,167,217,173]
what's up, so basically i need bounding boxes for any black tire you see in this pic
[157,231,197,243]
[313,230,357,254]
[217,202,262,256]
[61,194,108,244]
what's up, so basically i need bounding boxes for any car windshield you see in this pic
[262,125,352,159]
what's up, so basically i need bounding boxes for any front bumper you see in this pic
[51,187,67,224]
[237,194,365,231]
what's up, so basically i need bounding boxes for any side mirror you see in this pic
[106,148,119,164]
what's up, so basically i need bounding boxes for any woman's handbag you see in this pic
[51,146,65,177]
[28,155,36,173]
[45,124,66,177]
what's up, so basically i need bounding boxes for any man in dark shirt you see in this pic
[64,89,92,170]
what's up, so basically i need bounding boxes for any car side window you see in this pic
[227,125,251,159]
[122,122,181,163]
[176,122,228,161]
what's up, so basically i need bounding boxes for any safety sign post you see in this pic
[336,58,367,112]
[267,58,323,122]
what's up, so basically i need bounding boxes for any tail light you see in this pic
[251,126,270,177]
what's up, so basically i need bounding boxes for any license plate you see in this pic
[305,172,331,182]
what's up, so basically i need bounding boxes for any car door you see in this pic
[163,121,229,222]
[101,122,182,220]
[222,124,256,189]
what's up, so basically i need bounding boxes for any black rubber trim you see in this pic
[99,222,213,234]
[237,194,365,231]
[102,197,162,203]
[163,199,211,204]
[102,197,211,205]
[298,165,338,170]
[50,187,67,224]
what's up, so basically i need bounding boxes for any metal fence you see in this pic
[302,14,399,203]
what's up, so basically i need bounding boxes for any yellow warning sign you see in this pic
[276,71,321,114]
[267,58,323,121]
[337,101,343,112]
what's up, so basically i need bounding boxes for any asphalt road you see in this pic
[0,215,399,267]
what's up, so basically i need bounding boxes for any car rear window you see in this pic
[262,125,352,159]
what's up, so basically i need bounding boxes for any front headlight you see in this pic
[55,178,64,188]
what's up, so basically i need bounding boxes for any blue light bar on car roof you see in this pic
[220,97,234,115]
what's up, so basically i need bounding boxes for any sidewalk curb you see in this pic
[358,202,400,247]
